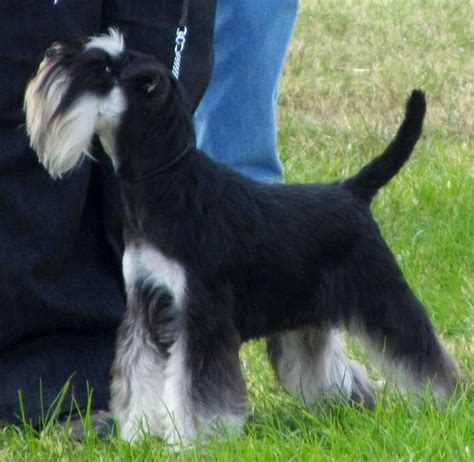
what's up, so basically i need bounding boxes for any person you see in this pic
[0,0,216,425]
[0,0,299,426]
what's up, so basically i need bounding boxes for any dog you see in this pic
[24,30,464,444]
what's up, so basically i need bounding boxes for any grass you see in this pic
[1,0,473,460]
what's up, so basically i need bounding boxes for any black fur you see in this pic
[118,75,420,341]
[114,54,463,403]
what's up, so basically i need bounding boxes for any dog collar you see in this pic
[118,143,193,183]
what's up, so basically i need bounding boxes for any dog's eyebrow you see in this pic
[85,28,124,57]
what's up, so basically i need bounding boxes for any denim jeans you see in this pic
[194,0,300,183]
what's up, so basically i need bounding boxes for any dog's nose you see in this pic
[45,43,62,58]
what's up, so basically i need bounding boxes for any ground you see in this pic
[1,1,472,460]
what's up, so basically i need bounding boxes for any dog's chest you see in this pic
[122,244,187,307]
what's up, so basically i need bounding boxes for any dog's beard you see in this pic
[24,29,126,178]
[24,58,99,178]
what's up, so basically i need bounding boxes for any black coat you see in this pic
[0,0,216,424]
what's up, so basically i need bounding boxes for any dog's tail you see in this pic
[344,90,426,204]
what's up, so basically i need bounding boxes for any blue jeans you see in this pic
[194,0,299,183]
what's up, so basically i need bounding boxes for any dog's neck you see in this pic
[112,89,196,181]
[117,141,194,183]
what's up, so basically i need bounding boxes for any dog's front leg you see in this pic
[161,285,248,446]
[111,244,187,442]
[110,289,171,442]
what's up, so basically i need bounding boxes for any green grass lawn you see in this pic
[1,1,472,460]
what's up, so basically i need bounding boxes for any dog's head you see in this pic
[24,29,185,178]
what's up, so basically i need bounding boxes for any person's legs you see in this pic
[0,0,121,425]
[194,0,299,182]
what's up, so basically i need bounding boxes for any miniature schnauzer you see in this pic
[24,30,464,444]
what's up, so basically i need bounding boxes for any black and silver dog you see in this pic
[24,30,464,444]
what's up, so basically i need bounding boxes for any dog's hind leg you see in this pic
[351,249,465,399]
[267,328,375,408]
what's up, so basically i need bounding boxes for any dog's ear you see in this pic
[120,61,171,101]
[140,74,171,101]
[137,71,168,95]
[144,72,171,99]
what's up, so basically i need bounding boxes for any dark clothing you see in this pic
[0,0,216,424]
